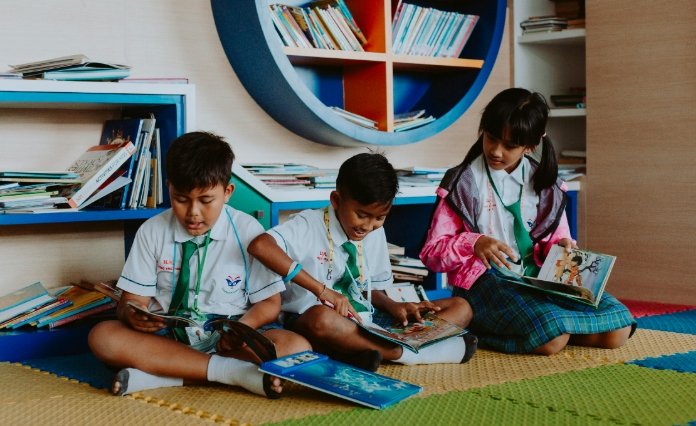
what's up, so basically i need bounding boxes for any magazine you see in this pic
[357,310,468,354]
[259,350,421,409]
[491,245,616,308]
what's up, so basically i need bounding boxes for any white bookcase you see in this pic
[513,0,586,156]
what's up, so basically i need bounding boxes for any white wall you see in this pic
[0,0,510,292]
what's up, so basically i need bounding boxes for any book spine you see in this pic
[68,142,136,208]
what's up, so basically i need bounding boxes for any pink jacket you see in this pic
[419,187,572,290]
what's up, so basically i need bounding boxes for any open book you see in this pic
[126,301,198,328]
[260,351,421,410]
[492,245,616,308]
[357,310,468,354]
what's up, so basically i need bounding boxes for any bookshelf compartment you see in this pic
[211,0,505,146]
[0,80,195,227]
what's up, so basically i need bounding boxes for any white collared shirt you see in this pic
[472,155,539,274]
[267,205,393,315]
[117,204,283,316]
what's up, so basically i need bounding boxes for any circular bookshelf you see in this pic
[211,0,505,147]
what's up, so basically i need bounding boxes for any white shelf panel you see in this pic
[549,108,586,118]
[518,28,586,45]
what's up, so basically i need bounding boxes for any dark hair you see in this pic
[571,255,583,264]
[335,152,398,205]
[460,88,558,193]
[165,131,234,192]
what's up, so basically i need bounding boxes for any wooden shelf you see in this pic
[211,0,506,146]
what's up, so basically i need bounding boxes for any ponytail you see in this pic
[531,134,559,193]
[460,135,484,169]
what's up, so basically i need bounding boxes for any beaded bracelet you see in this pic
[283,262,302,283]
[317,284,327,300]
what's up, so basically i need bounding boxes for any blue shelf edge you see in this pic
[0,208,168,225]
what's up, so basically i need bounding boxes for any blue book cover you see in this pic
[260,351,421,409]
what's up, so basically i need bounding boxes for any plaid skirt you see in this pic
[453,271,636,353]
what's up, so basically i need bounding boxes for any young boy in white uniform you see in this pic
[88,132,310,398]
[248,153,477,371]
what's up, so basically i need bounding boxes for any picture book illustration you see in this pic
[357,310,468,353]
[492,245,616,307]
[260,351,421,410]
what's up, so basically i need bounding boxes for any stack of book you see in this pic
[269,0,366,51]
[390,253,429,283]
[520,16,568,34]
[243,163,324,190]
[394,110,435,132]
[396,166,447,187]
[551,88,586,108]
[9,54,131,81]
[392,3,479,58]
[329,106,377,129]
[0,175,78,213]
[558,150,586,181]
[0,282,116,330]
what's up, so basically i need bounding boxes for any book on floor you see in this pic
[491,245,616,308]
[356,310,468,354]
[34,286,113,328]
[0,281,55,323]
[259,351,422,409]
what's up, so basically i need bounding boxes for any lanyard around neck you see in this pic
[323,208,363,285]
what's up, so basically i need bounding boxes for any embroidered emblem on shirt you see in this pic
[317,250,329,264]
[223,275,242,293]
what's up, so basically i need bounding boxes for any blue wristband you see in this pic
[283,262,302,283]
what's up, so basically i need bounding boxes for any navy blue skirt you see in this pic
[453,271,636,353]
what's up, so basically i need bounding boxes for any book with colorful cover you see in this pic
[0,282,55,323]
[260,351,421,409]
[34,286,112,328]
[1,297,72,329]
[491,245,616,308]
[357,311,467,353]
[126,301,199,329]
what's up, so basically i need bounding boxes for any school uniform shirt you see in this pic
[266,205,394,315]
[117,204,283,316]
[476,155,539,274]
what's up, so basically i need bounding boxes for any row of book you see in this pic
[243,163,338,190]
[396,166,447,188]
[6,54,130,81]
[0,116,163,213]
[392,2,479,58]
[388,242,429,283]
[269,0,366,51]
[0,281,118,330]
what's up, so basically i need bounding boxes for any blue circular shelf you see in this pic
[211,0,505,147]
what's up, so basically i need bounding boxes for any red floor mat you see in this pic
[620,299,696,318]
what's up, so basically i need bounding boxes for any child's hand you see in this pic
[216,331,248,356]
[474,235,517,269]
[390,301,440,326]
[557,238,577,252]
[118,299,166,333]
[319,287,361,323]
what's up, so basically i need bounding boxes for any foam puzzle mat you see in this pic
[1,305,695,425]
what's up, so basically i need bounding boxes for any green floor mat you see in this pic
[269,364,696,426]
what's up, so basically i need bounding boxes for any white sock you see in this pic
[395,336,466,365]
[206,354,267,397]
[113,368,183,396]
